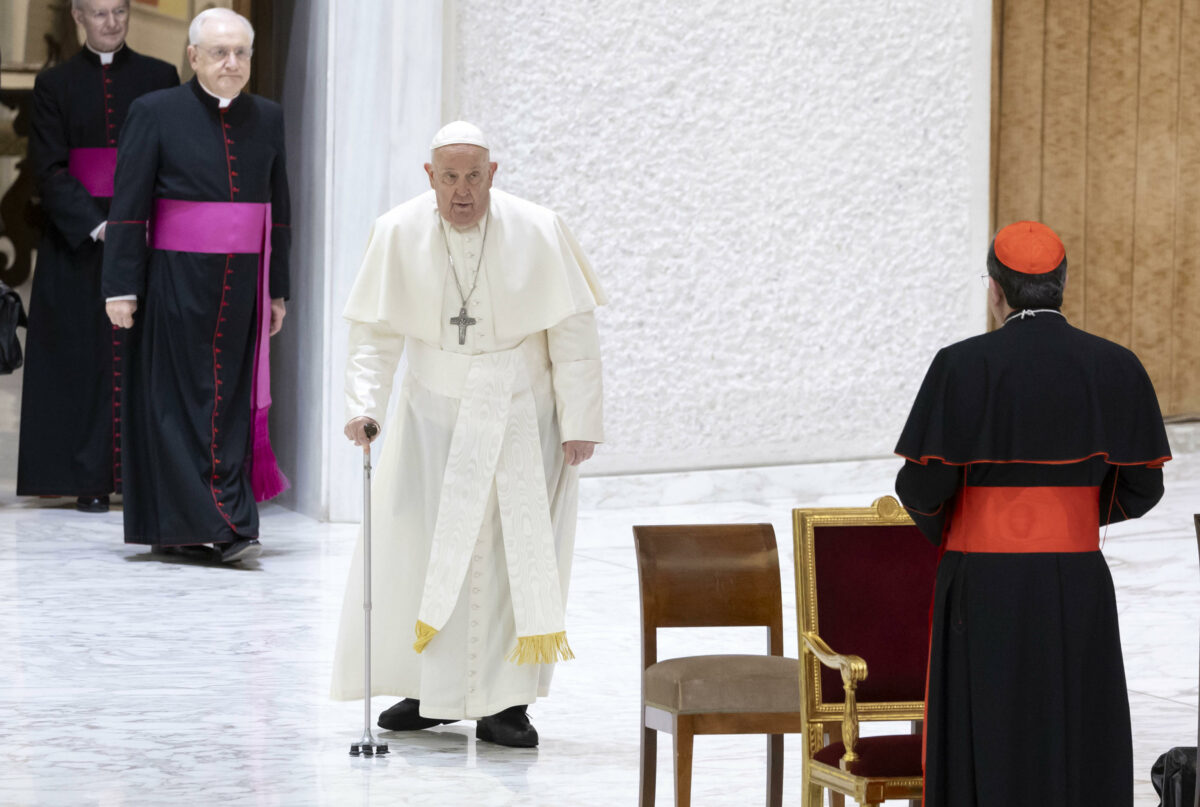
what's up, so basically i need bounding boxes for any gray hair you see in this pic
[188,7,255,46]
[72,0,131,10]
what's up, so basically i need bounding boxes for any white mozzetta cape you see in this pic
[343,188,606,342]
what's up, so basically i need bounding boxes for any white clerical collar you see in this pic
[197,80,238,108]
[86,42,123,65]
[1002,308,1065,325]
[440,212,488,241]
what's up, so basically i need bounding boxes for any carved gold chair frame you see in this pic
[793,496,927,807]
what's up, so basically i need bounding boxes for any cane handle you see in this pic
[362,421,379,451]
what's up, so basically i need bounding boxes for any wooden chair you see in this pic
[793,496,939,807]
[633,523,805,807]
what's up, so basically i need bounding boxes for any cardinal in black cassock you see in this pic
[102,8,289,563]
[894,221,1170,807]
[17,11,177,511]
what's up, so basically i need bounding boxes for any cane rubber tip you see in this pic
[350,742,388,756]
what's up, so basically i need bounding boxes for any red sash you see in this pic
[150,198,288,502]
[944,486,1100,553]
[68,148,118,197]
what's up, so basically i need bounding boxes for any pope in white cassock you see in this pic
[330,121,606,748]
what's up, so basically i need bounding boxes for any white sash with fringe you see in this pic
[406,339,573,665]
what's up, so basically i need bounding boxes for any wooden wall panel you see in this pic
[993,0,1046,226]
[1041,0,1090,322]
[1132,0,1181,405]
[1083,0,1140,348]
[990,0,1003,230]
[994,0,1200,415]
[1172,0,1200,414]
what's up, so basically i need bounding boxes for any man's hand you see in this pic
[562,440,596,466]
[345,416,380,447]
[106,299,137,329]
[270,298,286,336]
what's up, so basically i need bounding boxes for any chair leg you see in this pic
[672,715,693,807]
[824,726,844,807]
[802,779,824,807]
[640,725,657,807]
[766,734,783,807]
[909,720,923,807]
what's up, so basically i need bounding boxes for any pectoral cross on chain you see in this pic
[450,307,477,345]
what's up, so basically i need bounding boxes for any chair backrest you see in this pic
[632,523,782,670]
[793,496,938,725]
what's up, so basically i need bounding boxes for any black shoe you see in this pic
[217,538,262,563]
[76,495,110,513]
[377,698,458,731]
[150,543,221,561]
[476,705,538,748]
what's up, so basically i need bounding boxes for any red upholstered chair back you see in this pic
[633,523,783,668]
[794,497,938,724]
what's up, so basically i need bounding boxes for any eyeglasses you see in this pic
[436,170,486,187]
[85,8,128,22]
[201,46,253,63]
[979,273,990,289]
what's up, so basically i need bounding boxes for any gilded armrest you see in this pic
[801,631,868,765]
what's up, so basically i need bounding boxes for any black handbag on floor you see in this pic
[1152,747,1197,807]
[0,279,27,374]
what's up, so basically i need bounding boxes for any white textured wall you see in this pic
[449,0,989,474]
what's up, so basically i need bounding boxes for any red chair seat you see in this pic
[812,733,923,778]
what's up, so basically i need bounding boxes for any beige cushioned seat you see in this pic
[644,654,801,715]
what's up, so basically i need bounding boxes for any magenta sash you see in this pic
[150,198,289,502]
[68,148,118,197]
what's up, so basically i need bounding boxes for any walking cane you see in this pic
[350,421,388,756]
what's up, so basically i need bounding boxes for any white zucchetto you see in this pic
[430,121,490,150]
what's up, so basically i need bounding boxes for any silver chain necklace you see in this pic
[439,212,489,345]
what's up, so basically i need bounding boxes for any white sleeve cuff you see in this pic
[106,295,137,302]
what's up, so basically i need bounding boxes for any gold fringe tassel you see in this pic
[413,620,438,653]
[507,631,575,665]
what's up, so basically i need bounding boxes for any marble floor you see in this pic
[0,387,1197,805]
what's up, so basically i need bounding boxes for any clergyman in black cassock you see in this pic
[102,8,289,562]
[17,5,178,511]
[894,221,1170,807]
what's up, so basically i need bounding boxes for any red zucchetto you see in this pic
[993,221,1065,275]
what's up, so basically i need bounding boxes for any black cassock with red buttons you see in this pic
[103,77,290,546]
[18,46,177,499]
